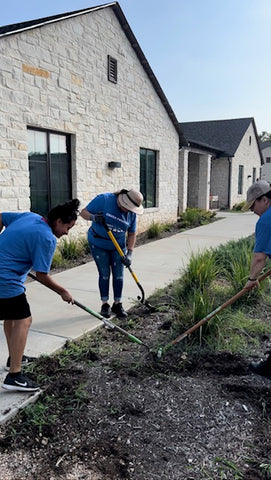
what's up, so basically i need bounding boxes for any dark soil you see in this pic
[0,302,271,480]
[1,216,271,480]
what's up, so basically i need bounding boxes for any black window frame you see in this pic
[238,165,244,194]
[140,148,157,209]
[252,167,256,183]
[107,55,117,84]
[28,127,72,216]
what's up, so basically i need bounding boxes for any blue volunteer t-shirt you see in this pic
[254,206,271,258]
[86,193,137,250]
[0,212,57,298]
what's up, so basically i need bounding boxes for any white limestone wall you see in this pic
[261,145,271,183]
[210,157,230,208]
[0,7,179,234]
[230,123,261,208]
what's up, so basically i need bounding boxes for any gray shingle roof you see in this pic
[180,117,256,157]
[261,141,271,150]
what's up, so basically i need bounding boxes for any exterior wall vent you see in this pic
[108,55,117,83]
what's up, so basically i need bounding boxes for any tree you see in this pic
[258,131,271,142]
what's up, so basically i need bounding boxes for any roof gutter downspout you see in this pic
[228,157,232,208]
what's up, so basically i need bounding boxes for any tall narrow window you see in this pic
[108,55,117,83]
[140,148,157,208]
[238,165,244,194]
[252,167,256,183]
[28,128,72,216]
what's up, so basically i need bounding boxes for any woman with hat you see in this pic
[80,189,144,319]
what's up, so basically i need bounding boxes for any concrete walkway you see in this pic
[0,211,257,423]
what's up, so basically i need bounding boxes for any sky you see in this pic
[1,0,270,134]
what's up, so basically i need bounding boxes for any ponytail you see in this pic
[47,199,80,227]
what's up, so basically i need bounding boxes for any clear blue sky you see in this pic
[1,0,270,134]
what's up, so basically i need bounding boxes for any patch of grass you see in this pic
[58,237,85,260]
[147,221,174,238]
[158,236,271,354]
[180,249,221,293]
[51,247,67,269]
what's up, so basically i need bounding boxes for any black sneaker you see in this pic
[100,303,111,318]
[2,373,40,392]
[249,355,271,379]
[5,354,37,371]
[111,302,128,319]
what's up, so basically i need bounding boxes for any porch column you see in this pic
[198,154,212,210]
[178,148,189,213]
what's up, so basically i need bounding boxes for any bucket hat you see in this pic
[243,180,271,211]
[118,189,144,215]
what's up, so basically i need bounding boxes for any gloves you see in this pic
[122,249,133,267]
[90,212,104,223]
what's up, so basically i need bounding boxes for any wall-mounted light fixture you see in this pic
[108,161,121,168]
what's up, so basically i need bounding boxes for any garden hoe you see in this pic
[157,267,271,359]
[102,214,155,313]
[28,272,149,350]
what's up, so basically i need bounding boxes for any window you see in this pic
[28,128,72,216]
[252,167,256,183]
[140,148,157,208]
[107,55,117,83]
[238,165,244,194]
[266,157,271,163]
[249,135,251,145]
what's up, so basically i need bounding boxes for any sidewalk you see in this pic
[0,211,257,423]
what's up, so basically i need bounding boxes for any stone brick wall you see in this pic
[230,123,261,208]
[261,145,271,183]
[0,7,179,235]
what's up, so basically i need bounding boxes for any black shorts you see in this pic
[0,293,31,320]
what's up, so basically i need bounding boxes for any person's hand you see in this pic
[121,250,132,267]
[91,212,104,223]
[60,289,74,303]
[244,278,260,290]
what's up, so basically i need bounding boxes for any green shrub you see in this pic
[179,208,216,228]
[181,249,221,293]
[51,248,67,269]
[58,237,85,260]
[147,222,163,238]
[231,201,246,211]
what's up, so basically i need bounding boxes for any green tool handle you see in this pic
[72,298,147,346]
[28,272,148,348]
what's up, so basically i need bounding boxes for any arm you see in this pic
[80,208,92,221]
[35,271,74,303]
[127,231,136,251]
[243,252,267,289]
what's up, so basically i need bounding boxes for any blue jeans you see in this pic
[90,244,125,302]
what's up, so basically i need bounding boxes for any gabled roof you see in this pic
[0,2,186,144]
[261,141,271,150]
[180,117,262,160]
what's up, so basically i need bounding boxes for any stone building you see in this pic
[179,117,263,211]
[0,2,185,234]
[260,142,271,184]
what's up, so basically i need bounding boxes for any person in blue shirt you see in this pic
[80,188,144,319]
[0,199,80,392]
[243,180,271,379]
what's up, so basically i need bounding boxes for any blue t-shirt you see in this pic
[254,206,271,258]
[86,193,137,250]
[0,212,57,298]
